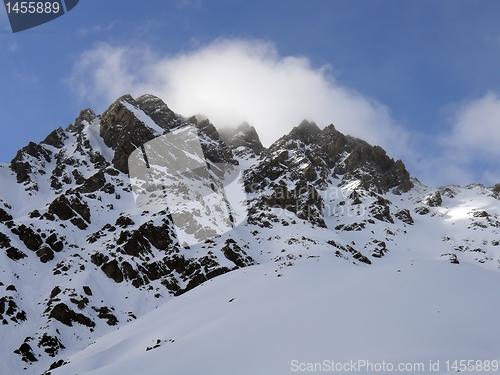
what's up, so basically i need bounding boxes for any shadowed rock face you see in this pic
[100,95,160,174]
[100,94,237,174]
[10,141,52,185]
[262,120,413,194]
[244,120,413,227]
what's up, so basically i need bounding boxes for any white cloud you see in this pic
[404,93,500,188]
[69,38,410,159]
[445,92,500,159]
[69,38,500,187]
[433,92,500,185]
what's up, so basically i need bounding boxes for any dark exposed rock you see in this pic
[349,190,363,205]
[14,342,37,363]
[194,118,220,141]
[221,239,255,268]
[139,221,175,251]
[36,246,54,263]
[42,127,68,149]
[351,249,372,264]
[115,215,135,228]
[48,359,66,371]
[50,286,61,299]
[0,232,11,248]
[289,120,322,144]
[0,207,13,222]
[6,247,27,261]
[29,209,41,218]
[327,240,371,264]
[101,260,124,283]
[371,240,388,258]
[70,217,88,230]
[100,95,160,174]
[121,261,138,281]
[40,212,55,221]
[160,276,181,293]
[49,304,71,326]
[38,334,65,357]
[335,222,366,231]
[70,296,89,310]
[245,120,413,232]
[473,210,489,218]
[49,303,95,328]
[47,195,75,221]
[441,186,457,198]
[13,224,43,251]
[0,295,27,324]
[66,108,96,133]
[48,195,91,223]
[446,253,460,264]
[145,261,170,281]
[83,286,92,296]
[6,284,17,292]
[414,206,430,215]
[422,191,442,207]
[491,183,500,200]
[259,182,326,227]
[10,141,52,184]
[92,306,118,326]
[369,197,394,223]
[90,252,108,267]
[46,233,64,252]
[81,170,106,193]
[117,230,152,258]
[395,208,414,225]
[317,124,412,193]
[136,94,185,131]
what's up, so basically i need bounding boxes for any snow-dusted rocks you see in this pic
[0,94,498,374]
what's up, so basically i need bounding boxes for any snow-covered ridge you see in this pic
[0,94,498,374]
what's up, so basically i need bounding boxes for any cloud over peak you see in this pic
[69,38,408,155]
[69,37,500,187]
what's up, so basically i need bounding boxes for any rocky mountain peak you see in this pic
[135,94,182,129]
[99,95,162,174]
[289,119,321,144]
[66,108,96,134]
[219,121,265,157]
[260,120,413,195]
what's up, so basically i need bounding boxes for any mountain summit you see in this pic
[0,94,499,374]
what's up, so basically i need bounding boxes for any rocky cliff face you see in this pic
[0,94,499,374]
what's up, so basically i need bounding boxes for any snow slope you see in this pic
[52,256,500,375]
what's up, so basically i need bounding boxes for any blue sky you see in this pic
[1,0,500,187]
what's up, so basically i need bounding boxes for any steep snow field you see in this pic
[53,255,500,375]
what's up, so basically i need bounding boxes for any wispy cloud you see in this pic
[13,69,40,85]
[440,92,500,185]
[69,38,410,158]
[408,92,500,187]
[445,92,500,159]
[77,21,119,36]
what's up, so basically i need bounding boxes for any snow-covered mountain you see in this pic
[1,94,499,375]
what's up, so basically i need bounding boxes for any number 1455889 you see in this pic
[5,2,61,14]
